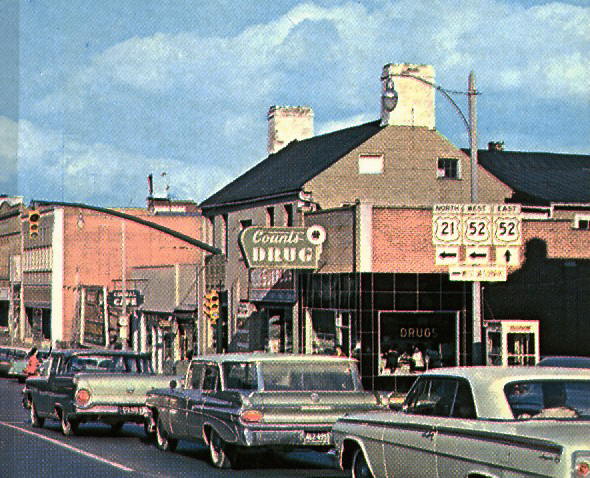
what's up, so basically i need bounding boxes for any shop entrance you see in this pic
[485,319,540,366]
[306,309,359,356]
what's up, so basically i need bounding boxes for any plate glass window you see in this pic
[437,158,459,179]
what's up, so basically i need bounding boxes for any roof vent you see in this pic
[488,141,505,151]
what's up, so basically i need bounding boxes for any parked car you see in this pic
[8,348,51,382]
[538,356,590,369]
[145,353,385,469]
[0,347,27,377]
[22,349,177,435]
[333,366,590,478]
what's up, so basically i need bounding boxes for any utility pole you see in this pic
[469,71,482,365]
[119,221,129,349]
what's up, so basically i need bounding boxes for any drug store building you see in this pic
[200,63,590,390]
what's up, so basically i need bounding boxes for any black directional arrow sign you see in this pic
[435,246,460,265]
[469,251,488,259]
[440,251,458,259]
[504,249,512,262]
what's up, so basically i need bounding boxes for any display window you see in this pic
[378,311,460,376]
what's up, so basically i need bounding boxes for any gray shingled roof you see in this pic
[477,150,590,204]
[201,120,383,208]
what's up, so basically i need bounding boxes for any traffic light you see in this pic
[203,289,220,324]
[28,210,40,239]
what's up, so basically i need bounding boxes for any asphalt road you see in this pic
[0,377,348,478]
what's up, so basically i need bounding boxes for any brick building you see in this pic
[199,63,590,390]
[5,199,217,358]
[0,196,25,341]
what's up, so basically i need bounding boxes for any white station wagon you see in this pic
[333,366,590,478]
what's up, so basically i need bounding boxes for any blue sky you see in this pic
[1,0,588,206]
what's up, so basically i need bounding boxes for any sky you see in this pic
[0,0,588,207]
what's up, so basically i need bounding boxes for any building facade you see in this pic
[4,200,217,354]
[199,63,590,390]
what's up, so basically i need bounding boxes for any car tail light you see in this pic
[573,453,590,477]
[75,389,91,407]
[240,409,263,423]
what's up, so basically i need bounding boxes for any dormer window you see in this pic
[437,158,460,179]
[359,154,384,174]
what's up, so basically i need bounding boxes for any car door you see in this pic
[49,356,77,413]
[432,378,483,478]
[182,362,208,441]
[31,355,60,416]
[383,377,453,478]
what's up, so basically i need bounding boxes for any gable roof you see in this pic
[201,120,384,208]
[476,150,590,205]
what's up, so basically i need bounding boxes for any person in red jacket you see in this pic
[23,347,40,377]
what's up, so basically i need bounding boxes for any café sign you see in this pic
[239,225,326,269]
[107,289,144,307]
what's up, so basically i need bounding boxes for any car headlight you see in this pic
[573,452,590,477]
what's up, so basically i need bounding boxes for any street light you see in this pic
[386,70,483,364]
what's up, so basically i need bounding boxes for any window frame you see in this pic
[358,154,384,175]
[437,157,460,180]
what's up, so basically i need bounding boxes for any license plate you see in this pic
[118,406,141,415]
[303,431,331,445]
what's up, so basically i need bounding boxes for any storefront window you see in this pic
[378,311,458,375]
[309,309,358,357]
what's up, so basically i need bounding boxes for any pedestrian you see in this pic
[23,346,40,377]
[411,345,425,372]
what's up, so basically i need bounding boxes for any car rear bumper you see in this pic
[241,424,333,448]
[71,405,149,422]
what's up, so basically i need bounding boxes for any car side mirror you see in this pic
[169,380,178,389]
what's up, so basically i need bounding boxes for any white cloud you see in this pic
[23,0,590,204]
[35,0,589,116]
[10,117,231,206]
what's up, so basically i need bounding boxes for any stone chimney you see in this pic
[380,63,435,129]
[267,106,314,154]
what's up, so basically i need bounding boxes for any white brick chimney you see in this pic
[380,63,435,129]
[267,106,314,154]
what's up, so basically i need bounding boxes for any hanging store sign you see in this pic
[239,226,326,269]
[249,269,296,303]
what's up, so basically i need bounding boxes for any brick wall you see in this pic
[372,207,590,274]
[60,208,205,342]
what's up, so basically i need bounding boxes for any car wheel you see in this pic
[60,412,78,436]
[352,448,374,478]
[144,417,156,439]
[209,429,232,469]
[30,402,44,428]
[155,418,177,452]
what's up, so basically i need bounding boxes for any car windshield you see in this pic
[67,354,154,374]
[505,380,590,420]
[260,361,361,391]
